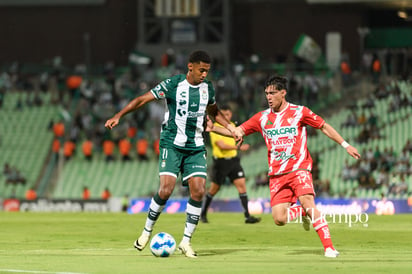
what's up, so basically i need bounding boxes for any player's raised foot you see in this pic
[200,215,209,223]
[324,247,340,258]
[133,233,151,251]
[245,216,261,224]
[178,241,197,258]
[302,215,311,231]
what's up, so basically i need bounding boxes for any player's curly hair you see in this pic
[264,75,288,91]
[189,50,212,64]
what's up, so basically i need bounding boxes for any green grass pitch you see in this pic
[0,212,411,273]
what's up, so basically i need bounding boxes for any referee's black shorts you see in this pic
[211,157,245,185]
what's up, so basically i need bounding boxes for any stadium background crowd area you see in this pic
[1,53,411,202]
[1,0,412,205]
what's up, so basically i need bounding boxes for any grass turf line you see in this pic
[0,212,411,273]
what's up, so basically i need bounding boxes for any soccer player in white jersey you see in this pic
[207,75,361,258]
[105,50,238,258]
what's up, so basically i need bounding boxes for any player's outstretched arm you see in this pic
[207,104,242,142]
[205,115,244,136]
[206,121,231,136]
[105,91,155,130]
[319,123,361,160]
[206,117,245,148]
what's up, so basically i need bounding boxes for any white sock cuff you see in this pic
[150,197,166,212]
[186,203,202,215]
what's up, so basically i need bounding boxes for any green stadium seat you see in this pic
[0,91,59,199]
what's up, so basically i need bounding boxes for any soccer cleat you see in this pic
[178,241,197,258]
[133,233,150,251]
[245,216,261,224]
[302,215,311,231]
[324,247,340,258]
[200,215,209,223]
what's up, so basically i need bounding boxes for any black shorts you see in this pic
[211,157,245,185]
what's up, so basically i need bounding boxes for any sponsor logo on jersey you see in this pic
[272,137,297,147]
[266,126,298,138]
[187,111,204,118]
[273,151,296,161]
[266,120,273,126]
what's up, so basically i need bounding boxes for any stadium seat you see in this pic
[0,91,59,199]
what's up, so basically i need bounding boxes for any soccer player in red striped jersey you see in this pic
[208,75,361,257]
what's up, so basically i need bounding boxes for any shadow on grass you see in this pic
[198,248,270,256]
[287,249,322,256]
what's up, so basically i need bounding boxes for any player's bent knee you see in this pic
[158,188,173,199]
[190,188,205,200]
[272,214,287,226]
[274,219,286,226]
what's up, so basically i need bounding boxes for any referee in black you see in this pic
[201,105,261,224]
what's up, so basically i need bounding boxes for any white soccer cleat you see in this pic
[324,247,340,258]
[302,215,311,231]
[133,233,151,251]
[178,241,197,258]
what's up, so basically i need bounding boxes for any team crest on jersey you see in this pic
[201,89,208,100]
[287,118,294,124]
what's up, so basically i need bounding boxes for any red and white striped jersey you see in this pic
[240,103,325,176]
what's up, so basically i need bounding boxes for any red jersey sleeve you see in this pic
[240,112,263,136]
[301,106,325,129]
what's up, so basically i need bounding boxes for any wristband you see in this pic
[341,141,350,149]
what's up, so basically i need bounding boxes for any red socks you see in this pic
[288,205,335,251]
[312,217,333,250]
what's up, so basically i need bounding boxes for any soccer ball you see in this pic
[149,232,176,257]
